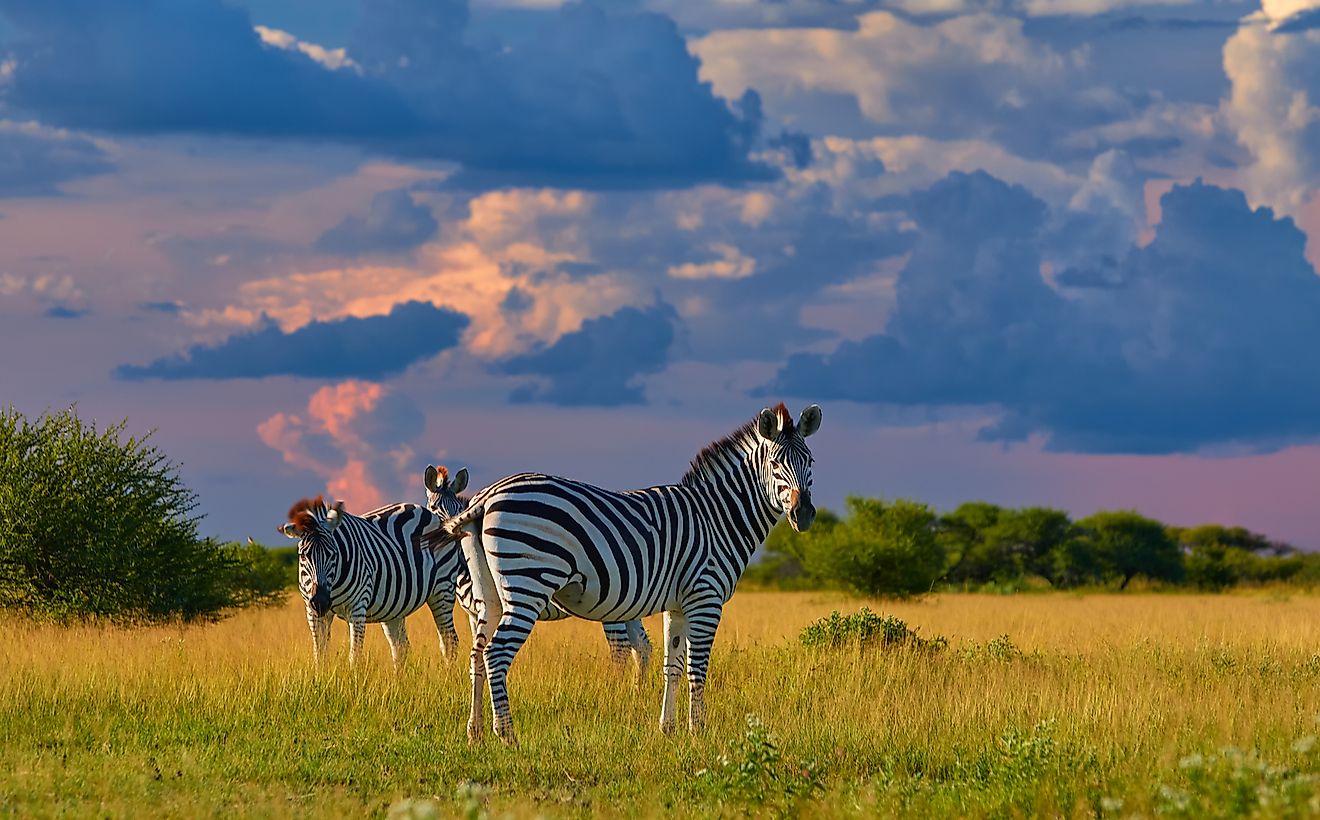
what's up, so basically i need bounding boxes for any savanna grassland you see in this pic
[6,591,1320,818]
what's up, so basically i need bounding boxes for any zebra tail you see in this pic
[420,503,484,552]
[456,505,502,625]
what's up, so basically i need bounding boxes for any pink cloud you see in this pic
[257,379,422,512]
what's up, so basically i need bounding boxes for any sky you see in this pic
[3,0,1320,546]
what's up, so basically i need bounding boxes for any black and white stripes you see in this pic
[441,403,822,743]
[281,496,459,668]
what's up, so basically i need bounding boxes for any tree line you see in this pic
[746,496,1317,597]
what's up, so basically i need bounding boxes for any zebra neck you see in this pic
[684,455,780,568]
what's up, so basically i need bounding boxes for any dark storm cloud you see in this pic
[770,171,1320,454]
[0,125,114,196]
[115,300,469,381]
[497,302,679,406]
[0,0,772,189]
[313,188,438,256]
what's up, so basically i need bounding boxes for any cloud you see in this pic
[114,299,469,380]
[258,380,425,511]
[0,0,772,189]
[0,271,87,315]
[497,302,679,405]
[770,171,1320,454]
[0,120,113,196]
[313,188,439,256]
[1221,7,1320,215]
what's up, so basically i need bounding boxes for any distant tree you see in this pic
[1172,524,1301,590]
[1077,511,1183,589]
[744,509,840,588]
[939,501,1004,584]
[0,406,270,622]
[807,497,946,597]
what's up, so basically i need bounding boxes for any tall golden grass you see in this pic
[4,590,1320,817]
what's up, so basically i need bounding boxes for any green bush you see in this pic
[795,497,946,597]
[799,608,947,652]
[220,540,296,607]
[694,715,824,809]
[0,406,270,622]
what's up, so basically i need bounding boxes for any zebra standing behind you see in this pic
[423,464,651,678]
[434,403,822,744]
[280,497,460,669]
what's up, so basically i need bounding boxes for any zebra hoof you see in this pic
[659,720,676,735]
[494,725,518,747]
[466,722,483,744]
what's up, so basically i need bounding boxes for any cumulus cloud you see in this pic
[258,380,426,511]
[497,302,679,405]
[115,300,469,380]
[0,271,87,315]
[771,171,1320,454]
[1221,4,1320,215]
[0,120,113,196]
[313,188,439,256]
[0,0,771,188]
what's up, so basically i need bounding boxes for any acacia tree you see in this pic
[1076,510,1183,589]
[0,406,253,621]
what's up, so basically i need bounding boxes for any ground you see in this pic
[5,590,1320,817]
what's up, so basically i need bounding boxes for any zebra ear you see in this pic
[324,501,345,532]
[451,468,469,494]
[424,464,440,493]
[279,523,299,539]
[798,405,822,438]
[757,407,780,441]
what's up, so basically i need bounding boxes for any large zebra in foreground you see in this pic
[432,403,822,744]
[423,465,652,676]
[281,497,458,668]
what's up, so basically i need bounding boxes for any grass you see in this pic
[6,590,1320,817]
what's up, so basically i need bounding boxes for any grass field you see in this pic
[6,590,1320,818]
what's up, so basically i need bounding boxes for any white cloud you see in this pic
[254,25,359,73]
[1222,13,1320,214]
[667,243,757,280]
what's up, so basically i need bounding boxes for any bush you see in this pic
[695,715,824,809]
[799,608,947,652]
[220,540,296,607]
[0,406,266,622]
[805,497,947,597]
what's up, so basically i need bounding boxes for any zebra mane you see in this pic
[681,404,793,487]
[288,495,329,532]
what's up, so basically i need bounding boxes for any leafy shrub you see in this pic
[220,539,296,607]
[958,634,1024,663]
[695,715,824,809]
[0,406,271,622]
[799,608,947,652]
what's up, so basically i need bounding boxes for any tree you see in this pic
[1172,525,1301,590]
[0,406,263,622]
[806,497,946,597]
[939,501,1004,585]
[745,509,839,588]
[1076,510,1183,589]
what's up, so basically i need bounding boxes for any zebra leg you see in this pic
[683,597,726,733]
[603,622,632,668]
[428,584,460,662]
[484,600,545,747]
[307,608,332,666]
[381,618,410,672]
[658,609,690,734]
[347,615,368,668]
[465,610,488,743]
[627,619,653,681]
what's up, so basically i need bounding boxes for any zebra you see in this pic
[280,496,461,669]
[432,403,822,744]
[423,464,652,678]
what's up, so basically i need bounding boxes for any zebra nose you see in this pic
[788,489,815,532]
[310,586,331,616]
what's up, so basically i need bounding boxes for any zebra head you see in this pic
[279,496,346,617]
[755,403,822,532]
[424,464,469,519]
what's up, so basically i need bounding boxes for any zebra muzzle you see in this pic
[309,586,331,616]
[787,489,815,532]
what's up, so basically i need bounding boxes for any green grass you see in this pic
[6,591,1320,817]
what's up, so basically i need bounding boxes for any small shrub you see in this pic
[799,608,947,652]
[695,715,824,809]
[958,634,1024,662]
